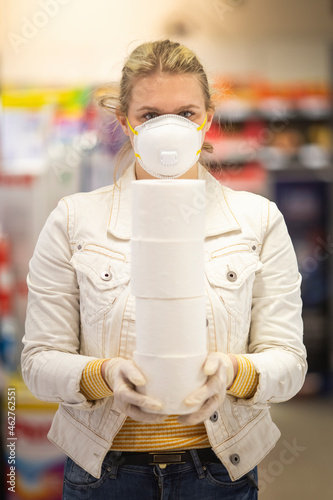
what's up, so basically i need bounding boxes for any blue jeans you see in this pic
[62,450,258,499]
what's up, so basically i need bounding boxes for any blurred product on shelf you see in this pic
[210,161,268,195]
[1,373,65,500]
[209,79,332,171]
[298,143,331,169]
[0,229,19,373]
[0,175,49,329]
[1,87,94,177]
[0,314,18,374]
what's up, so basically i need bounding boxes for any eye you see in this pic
[143,112,158,120]
[179,111,194,118]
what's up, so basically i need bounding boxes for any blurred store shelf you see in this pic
[1,372,65,500]
[0,78,332,499]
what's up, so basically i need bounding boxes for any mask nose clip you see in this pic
[160,151,178,167]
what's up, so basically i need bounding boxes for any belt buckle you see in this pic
[149,451,186,468]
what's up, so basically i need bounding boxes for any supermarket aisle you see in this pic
[258,396,333,500]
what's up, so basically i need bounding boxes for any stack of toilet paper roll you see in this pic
[131,179,207,415]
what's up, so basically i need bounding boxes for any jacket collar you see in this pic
[107,162,240,240]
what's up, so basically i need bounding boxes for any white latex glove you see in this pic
[177,352,235,425]
[102,357,167,424]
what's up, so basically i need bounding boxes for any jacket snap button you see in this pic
[227,271,237,282]
[230,453,240,465]
[101,271,112,281]
[77,244,82,251]
[252,245,256,251]
[206,318,209,327]
[210,411,219,422]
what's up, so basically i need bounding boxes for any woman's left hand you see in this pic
[177,352,237,425]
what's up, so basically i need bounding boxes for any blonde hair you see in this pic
[96,40,216,186]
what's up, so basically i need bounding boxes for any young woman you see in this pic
[22,40,307,500]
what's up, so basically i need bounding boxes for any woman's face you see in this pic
[118,72,214,180]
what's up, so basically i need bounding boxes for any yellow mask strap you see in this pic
[126,117,138,135]
[197,113,207,131]
[195,114,207,156]
[127,113,207,135]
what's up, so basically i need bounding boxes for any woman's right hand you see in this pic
[101,358,167,423]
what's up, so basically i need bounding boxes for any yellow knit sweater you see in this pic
[80,355,258,451]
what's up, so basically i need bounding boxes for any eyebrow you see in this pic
[136,104,201,113]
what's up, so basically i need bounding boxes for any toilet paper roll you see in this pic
[135,296,207,355]
[131,180,205,240]
[133,351,208,415]
[131,239,204,298]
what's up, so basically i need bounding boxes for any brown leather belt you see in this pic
[120,448,220,468]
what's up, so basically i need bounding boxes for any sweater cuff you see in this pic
[80,359,113,401]
[226,354,259,399]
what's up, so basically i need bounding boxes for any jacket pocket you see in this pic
[70,246,130,326]
[229,395,266,427]
[205,244,262,333]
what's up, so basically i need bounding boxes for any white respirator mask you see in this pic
[126,113,207,179]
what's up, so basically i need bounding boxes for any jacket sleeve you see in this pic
[21,198,107,410]
[237,200,307,407]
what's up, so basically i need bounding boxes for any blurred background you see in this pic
[0,0,332,498]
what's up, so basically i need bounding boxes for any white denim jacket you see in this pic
[22,162,307,481]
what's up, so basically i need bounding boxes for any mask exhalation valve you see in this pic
[160,151,178,167]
